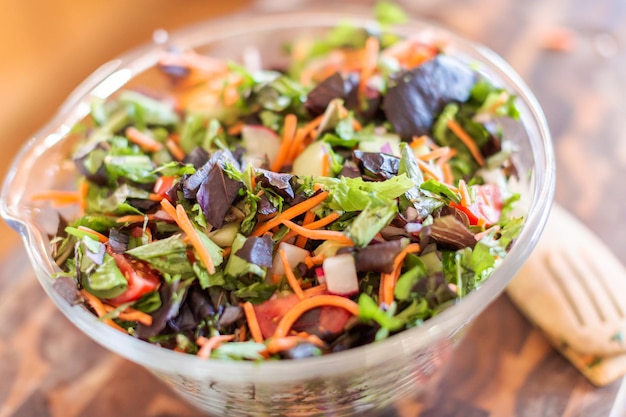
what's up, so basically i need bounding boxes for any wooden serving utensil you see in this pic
[508,204,626,386]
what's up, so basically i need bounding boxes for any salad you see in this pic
[42,4,524,361]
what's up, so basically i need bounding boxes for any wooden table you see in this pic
[1,0,625,416]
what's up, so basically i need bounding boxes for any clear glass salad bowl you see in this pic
[0,8,554,417]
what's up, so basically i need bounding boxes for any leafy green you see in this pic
[127,234,196,278]
[345,203,397,248]
[319,174,413,212]
[81,252,127,299]
[398,143,444,217]
[224,234,265,278]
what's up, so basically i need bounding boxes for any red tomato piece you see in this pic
[253,294,300,339]
[106,253,161,305]
[253,292,352,339]
[451,184,503,226]
[153,176,176,201]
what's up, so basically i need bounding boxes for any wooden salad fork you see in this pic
[508,204,626,357]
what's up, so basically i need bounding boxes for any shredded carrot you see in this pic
[166,138,186,161]
[446,119,485,166]
[302,283,328,297]
[125,127,163,152]
[196,334,236,359]
[175,204,216,274]
[273,295,360,338]
[148,193,165,202]
[415,158,442,181]
[77,226,108,243]
[103,304,153,326]
[359,36,380,94]
[266,333,326,355]
[409,135,430,150]
[303,212,340,230]
[227,121,244,136]
[30,190,81,205]
[168,132,181,144]
[78,179,89,216]
[287,114,324,158]
[279,249,305,300]
[242,301,264,343]
[458,179,472,207]
[295,211,317,248]
[442,162,454,185]
[80,290,125,332]
[238,323,248,342]
[418,146,452,161]
[160,199,179,222]
[321,151,331,177]
[252,190,329,236]
[271,114,298,172]
[304,253,326,269]
[116,214,155,224]
[380,243,421,306]
[281,219,353,245]
[352,118,362,131]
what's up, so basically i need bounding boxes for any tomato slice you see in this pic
[106,252,161,305]
[253,292,352,339]
[253,294,300,339]
[152,176,176,201]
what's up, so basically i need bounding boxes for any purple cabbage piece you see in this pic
[383,55,476,140]
[197,164,244,229]
[257,169,295,199]
[354,239,405,273]
[305,72,359,116]
[428,215,477,250]
[234,234,274,267]
[353,150,400,180]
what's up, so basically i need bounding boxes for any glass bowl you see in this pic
[0,8,554,417]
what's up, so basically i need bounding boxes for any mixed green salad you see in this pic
[44,3,524,361]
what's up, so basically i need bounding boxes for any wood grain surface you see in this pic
[1,0,626,416]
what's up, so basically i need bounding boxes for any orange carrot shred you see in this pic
[281,219,353,244]
[446,119,485,166]
[242,301,264,343]
[359,36,380,94]
[273,295,360,338]
[125,127,163,152]
[304,253,326,269]
[295,211,316,248]
[196,334,236,359]
[80,290,126,332]
[302,283,328,297]
[271,114,298,172]
[30,190,81,205]
[103,304,153,326]
[160,199,179,222]
[252,191,329,236]
[116,214,155,224]
[166,138,186,161]
[458,179,472,207]
[415,158,442,181]
[418,146,452,161]
[175,204,216,274]
[227,121,244,136]
[78,179,89,216]
[380,243,421,306]
[77,226,108,243]
[279,249,305,300]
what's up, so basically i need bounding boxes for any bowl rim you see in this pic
[0,8,555,382]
